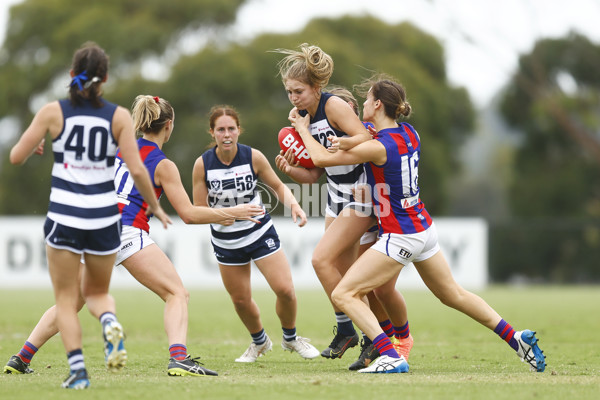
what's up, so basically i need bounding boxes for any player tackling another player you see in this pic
[288,71,546,374]
[274,44,416,371]
[3,40,546,385]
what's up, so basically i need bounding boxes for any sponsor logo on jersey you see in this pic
[402,198,417,208]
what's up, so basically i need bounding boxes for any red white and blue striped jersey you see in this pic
[365,123,433,235]
[114,138,166,232]
[49,99,120,229]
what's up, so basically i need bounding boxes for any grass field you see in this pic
[1,285,599,399]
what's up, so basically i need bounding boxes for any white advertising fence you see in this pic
[0,216,487,290]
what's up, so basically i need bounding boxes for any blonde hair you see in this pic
[131,95,174,134]
[274,43,334,89]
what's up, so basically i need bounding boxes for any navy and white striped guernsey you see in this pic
[201,144,271,249]
[299,92,365,213]
[48,98,120,229]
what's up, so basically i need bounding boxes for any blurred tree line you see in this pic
[0,0,598,283]
[492,33,600,283]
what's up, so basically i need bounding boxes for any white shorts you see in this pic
[115,226,155,266]
[360,226,378,246]
[370,223,440,265]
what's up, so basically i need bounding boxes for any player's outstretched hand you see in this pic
[222,204,265,224]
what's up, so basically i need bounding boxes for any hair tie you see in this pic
[153,96,160,103]
[83,76,101,89]
[70,70,89,91]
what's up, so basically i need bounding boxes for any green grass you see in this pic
[1,286,599,399]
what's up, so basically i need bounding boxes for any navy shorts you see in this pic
[212,225,281,266]
[44,218,122,255]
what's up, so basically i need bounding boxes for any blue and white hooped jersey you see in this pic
[299,92,365,212]
[202,144,271,249]
[48,99,120,229]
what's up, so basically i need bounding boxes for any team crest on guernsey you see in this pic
[210,179,221,192]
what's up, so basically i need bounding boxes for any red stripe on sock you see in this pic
[18,354,31,364]
[379,343,394,354]
[395,326,410,339]
[380,321,393,336]
[169,344,187,360]
[373,333,397,357]
[23,344,36,354]
[504,328,515,343]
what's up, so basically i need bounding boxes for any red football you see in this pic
[277,126,315,169]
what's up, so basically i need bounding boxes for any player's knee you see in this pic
[163,284,189,304]
[311,253,323,269]
[331,287,350,310]
[311,252,333,275]
[230,296,251,311]
[275,286,296,303]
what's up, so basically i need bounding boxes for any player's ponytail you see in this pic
[356,73,412,121]
[131,95,174,135]
[68,42,108,108]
